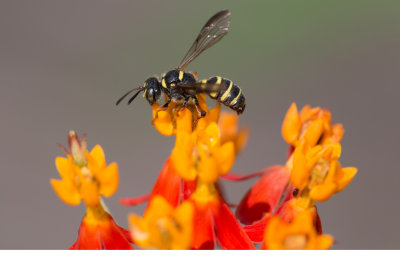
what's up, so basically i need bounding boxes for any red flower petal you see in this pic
[236,166,290,225]
[146,158,182,209]
[243,215,272,242]
[119,193,150,206]
[69,213,133,250]
[213,201,255,250]
[182,179,197,201]
[191,201,215,250]
[220,169,268,181]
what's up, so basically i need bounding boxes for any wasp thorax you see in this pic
[144,77,161,105]
[163,70,181,85]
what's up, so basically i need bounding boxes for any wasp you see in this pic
[116,10,245,118]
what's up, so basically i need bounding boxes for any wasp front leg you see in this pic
[192,96,207,118]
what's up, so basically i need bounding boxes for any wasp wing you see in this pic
[177,10,231,70]
[176,81,223,95]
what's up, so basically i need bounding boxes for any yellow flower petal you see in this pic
[198,149,220,184]
[98,162,119,197]
[291,144,309,189]
[317,235,335,250]
[322,143,341,161]
[171,132,197,181]
[170,201,194,250]
[213,141,235,175]
[336,166,357,192]
[90,145,106,168]
[199,122,220,148]
[176,108,193,134]
[309,183,336,201]
[152,104,174,136]
[55,156,74,181]
[282,102,301,145]
[50,179,81,205]
[302,119,323,146]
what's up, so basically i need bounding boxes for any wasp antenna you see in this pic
[116,87,143,106]
[127,89,143,105]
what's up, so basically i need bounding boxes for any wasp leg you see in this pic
[154,98,171,119]
[193,96,207,118]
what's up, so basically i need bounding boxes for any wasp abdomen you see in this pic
[203,76,246,114]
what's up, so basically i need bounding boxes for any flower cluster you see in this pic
[50,99,356,250]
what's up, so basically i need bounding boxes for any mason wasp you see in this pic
[116,10,245,118]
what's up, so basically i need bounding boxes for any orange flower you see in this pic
[51,131,118,207]
[261,210,333,250]
[129,195,194,250]
[51,131,132,249]
[289,142,357,201]
[282,103,344,147]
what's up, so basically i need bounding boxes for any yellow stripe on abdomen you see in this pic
[230,88,242,105]
[220,80,233,102]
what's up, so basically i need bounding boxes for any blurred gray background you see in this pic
[0,0,399,249]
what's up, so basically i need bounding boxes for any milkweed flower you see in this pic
[50,131,133,249]
[129,195,194,250]
[236,103,356,246]
[282,103,344,148]
[289,142,357,201]
[261,210,333,250]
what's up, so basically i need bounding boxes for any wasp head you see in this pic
[144,77,162,105]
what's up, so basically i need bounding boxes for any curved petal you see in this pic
[146,158,182,209]
[152,104,174,136]
[55,157,74,181]
[171,132,197,181]
[50,179,81,206]
[120,193,150,206]
[198,148,220,184]
[213,201,255,249]
[243,214,272,242]
[309,183,336,202]
[302,119,323,146]
[213,141,235,175]
[281,102,301,145]
[336,167,357,192]
[182,179,197,200]
[236,166,289,225]
[98,162,119,197]
[90,145,106,168]
[191,201,215,250]
[220,168,270,181]
[291,144,309,189]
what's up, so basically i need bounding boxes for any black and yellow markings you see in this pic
[178,70,184,81]
[220,79,233,102]
[161,78,167,88]
[230,87,241,105]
